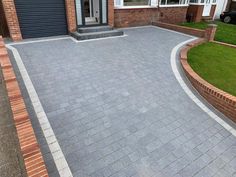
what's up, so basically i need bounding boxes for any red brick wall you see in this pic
[114,7,159,27]
[187,5,204,22]
[2,0,22,41]
[108,0,114,27]
[204,24,217,41]
[114,6,187,28]
[210,5,216,18]
[65,0,77,32]
[159,6,188,24]
[153,21,205,38]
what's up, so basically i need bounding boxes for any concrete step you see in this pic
[71,30,124,41]
[78,26,113,33]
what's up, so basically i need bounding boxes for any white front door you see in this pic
[215,0,227,19]
[203,0,212,16]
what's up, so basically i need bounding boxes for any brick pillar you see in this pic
[108,0,114,27]
[205,24,217,42]
[187,5,204,23]
[65,0,77,32]
[2,0,22,41]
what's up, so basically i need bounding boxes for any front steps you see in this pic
[71,26,124,41]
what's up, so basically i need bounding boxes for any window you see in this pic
[124,0,150,6]
[114,0,189,7]
[189,0,216,4]
[115,0,123,6]
[160,0,189,5]
[189,0,197,2]
[114,0,157,7]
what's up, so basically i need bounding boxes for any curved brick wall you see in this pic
[180,39,236,122]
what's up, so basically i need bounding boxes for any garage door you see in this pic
[15,0,68,39]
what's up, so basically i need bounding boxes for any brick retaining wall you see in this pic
[0,36,48,177]
[153,21,205,38]
[180,39,236,122]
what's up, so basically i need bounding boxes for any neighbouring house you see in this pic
[214,0,228,19]
[2,0,218,41]
[187,0,217,22]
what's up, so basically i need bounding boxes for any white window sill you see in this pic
[159,4,189,7]
[189,3,217,5]
[114,5,157,9]
[115,4,190,9]
[189,3,205,5]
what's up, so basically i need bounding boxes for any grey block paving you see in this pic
[11,27,236,177]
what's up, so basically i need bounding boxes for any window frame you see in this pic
[114,0,190,8]
[189,0,217,5]
[159,0,189,7]
[114,0,158,8]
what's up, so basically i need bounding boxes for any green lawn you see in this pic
[188,42,236,96]
[181,21,236,45]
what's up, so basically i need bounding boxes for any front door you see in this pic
[203,0,212,16]
[75,0,108,26]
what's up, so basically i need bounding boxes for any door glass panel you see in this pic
[75,0,108,26]
[85,0,100,25]
[102,0,107,24]
[75,0,83,25]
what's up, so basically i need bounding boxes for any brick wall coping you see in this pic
[180,38,236,122]
[0,36,49,177]
[153,21,205,38]
[212,41,236,49]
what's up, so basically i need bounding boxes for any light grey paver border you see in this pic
[171,38,236,137]
[6,44,73,177]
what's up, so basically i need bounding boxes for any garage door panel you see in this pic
[15,0,68,38]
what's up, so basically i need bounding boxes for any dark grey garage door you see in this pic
[15,0,68,39]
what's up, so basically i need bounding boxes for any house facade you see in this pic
[1,0,217,41]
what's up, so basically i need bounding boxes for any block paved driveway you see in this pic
[11,27,236,177]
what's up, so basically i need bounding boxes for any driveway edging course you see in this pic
[0,36,48,176]
[6,43,73,177]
